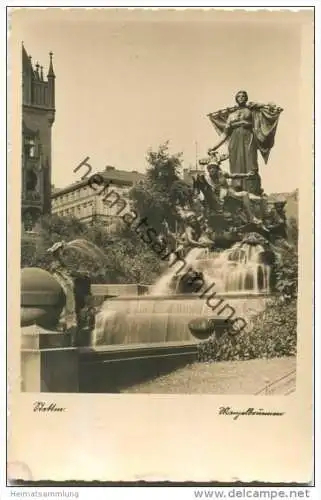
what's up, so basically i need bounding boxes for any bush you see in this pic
[273,243,298,300]
[198,298,297,362]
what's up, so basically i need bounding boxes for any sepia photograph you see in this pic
[7,6,315,484]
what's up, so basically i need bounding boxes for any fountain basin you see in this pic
[82,291,271,392]
[78,341,199,392]
[93,292,271,346]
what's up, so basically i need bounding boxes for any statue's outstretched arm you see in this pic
[248,101,283,113]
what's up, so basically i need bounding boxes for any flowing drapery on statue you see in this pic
[207,94,283,194]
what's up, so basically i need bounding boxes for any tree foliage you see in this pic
[129,142,193,232]
[21,215,162,284]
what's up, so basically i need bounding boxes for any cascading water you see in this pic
[149,247,205,296]
[92,241,272,346]
[196,243,272,294]
[150,242,272,296]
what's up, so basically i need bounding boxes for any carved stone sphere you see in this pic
[21,267,66,328]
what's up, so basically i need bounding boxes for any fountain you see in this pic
[92,92,285,351]
[150,236,275,296]
[21,92,288,392]
[92,236,274,348]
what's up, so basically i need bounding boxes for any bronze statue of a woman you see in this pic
[208,90,283,195]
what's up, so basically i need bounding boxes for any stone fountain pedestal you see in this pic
[21,324,79,392]
[20,267,81,393]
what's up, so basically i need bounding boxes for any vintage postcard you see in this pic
[7,7,315,484]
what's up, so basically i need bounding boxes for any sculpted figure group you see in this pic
[160,90,286,262]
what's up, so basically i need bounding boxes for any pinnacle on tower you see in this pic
[47,51,55,78]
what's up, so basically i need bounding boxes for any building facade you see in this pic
[21,44,56,231]
[51,166,144,228]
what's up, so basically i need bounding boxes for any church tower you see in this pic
[22,43,56,231]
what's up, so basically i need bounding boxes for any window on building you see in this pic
[24,137,36,159]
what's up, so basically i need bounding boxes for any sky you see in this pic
[13,9,313,193]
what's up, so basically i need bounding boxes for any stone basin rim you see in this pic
[106,292,275,301]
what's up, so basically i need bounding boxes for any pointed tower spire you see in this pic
[47,51,55,78]
[40,66,44,81]
[47,51,56,110]
[22,42,33,73]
